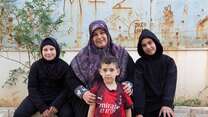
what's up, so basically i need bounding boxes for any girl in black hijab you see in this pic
[14,37,73,117]
[134,29,177,117]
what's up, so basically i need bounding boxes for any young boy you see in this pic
[87,56,133,117]
[134,29,177,117]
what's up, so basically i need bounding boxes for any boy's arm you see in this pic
[87,103,96,117]
[125,108,132,117]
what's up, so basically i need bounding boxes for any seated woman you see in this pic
[14,37,73,117]
[134,29,177,117]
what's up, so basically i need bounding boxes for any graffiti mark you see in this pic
[196,16,208,40]
[88,0,105,17]
[107,15,129,31]
[112,0,131,9]
[128,20,144,40]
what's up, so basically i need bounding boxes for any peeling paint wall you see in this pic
[0,0,208,106]
[0,0,208,49]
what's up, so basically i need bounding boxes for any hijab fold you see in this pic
[71,20,129,86]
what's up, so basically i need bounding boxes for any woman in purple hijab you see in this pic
[67,20,135,117]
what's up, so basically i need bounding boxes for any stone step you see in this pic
[0,106,208,117]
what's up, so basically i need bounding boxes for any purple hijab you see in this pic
[71,20,129,86]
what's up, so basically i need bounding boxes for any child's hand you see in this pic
[83,91,96,104]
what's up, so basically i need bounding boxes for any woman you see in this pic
[133,29,177,117]
[67,20,135,117]
[14,37,73,117]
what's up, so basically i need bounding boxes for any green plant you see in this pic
[174,98,202,106]
[14,0,64,65]
[1,0,64,87]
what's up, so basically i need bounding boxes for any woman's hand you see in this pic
[49,106,58,114]
[83,91,96,104]
[122,82,133,96]
[159,106,175,117]
[42,109,51,117]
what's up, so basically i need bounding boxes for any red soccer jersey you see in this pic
[90,82,133,117]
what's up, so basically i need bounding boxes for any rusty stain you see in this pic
[112,0,131,9]
[175,32,180,46]
[196,16,208,40]
[7,16,14,42]
[0,8,4,48]
[161,5,174,46]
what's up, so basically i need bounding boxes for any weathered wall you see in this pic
[1,0,208,48]
[0,0,208,107]
[0,50,208,106]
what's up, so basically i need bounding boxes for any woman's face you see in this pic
[42,45,57,61]
[141,38,156,55]
[92,29,108,48]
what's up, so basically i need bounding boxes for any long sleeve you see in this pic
[51,84,68,110]
[162,57,177,108]
[51,69,70,111]
[133,61,145,115]
[28,62,48,113]
[125,54,135,83]
[66,65,88,98]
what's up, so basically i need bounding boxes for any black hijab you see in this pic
[137,29,163,59]
[40,37,68,80]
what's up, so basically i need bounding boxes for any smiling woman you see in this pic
[92,29,108,48]
[66,20,135,117]
[41,45,57,61]
[13,37,73,117]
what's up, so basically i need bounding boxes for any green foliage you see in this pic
[2,0,64,87]
[2,67,28,88]
[175,98,202,106]
[14,0,64,63]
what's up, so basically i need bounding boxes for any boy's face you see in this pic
[141,38,156,55]
[99,63,120,84]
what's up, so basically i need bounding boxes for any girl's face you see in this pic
[42,45,56,61]
[141,38,156,55]
[92,29,108,48]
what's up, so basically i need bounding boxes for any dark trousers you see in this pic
[143,109,173,117]
[71,95,89,117]
[13,96,73,117]
[143,109,160,117]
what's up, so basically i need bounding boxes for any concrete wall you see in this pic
[0,49,208,106]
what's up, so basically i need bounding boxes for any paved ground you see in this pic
[0,106,208,117]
